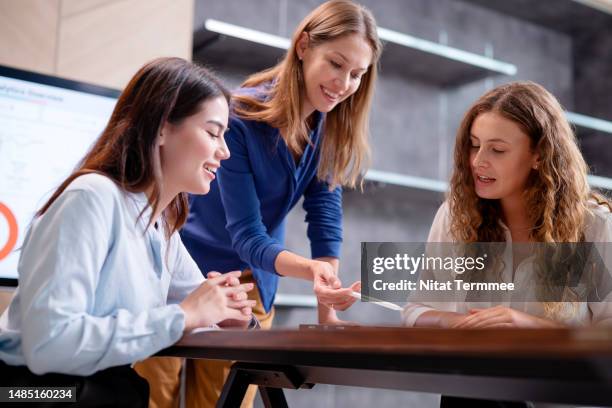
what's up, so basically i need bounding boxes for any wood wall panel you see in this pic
[0,290,14,314]
[61,0,121,18]
[0,1,194,293]
[56,0,194,89]
[0,0,60,74]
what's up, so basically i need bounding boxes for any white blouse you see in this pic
[0,174,204,375]
[402,200,612,327]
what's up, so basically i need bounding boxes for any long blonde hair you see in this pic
[448,81,611,319]
[233,0,382,188]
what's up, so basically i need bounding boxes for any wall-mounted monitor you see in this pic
[0,65,119,286]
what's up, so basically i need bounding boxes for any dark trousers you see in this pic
[0,360,149,407]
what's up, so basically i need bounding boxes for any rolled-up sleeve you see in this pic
[401,304,437,327]
[403,202,454,326]
[302,176,343,259]
[589,215,612,326]
[217,119,285,274]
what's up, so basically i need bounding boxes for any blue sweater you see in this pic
[180,99,343,312]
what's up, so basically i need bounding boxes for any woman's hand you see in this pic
[318,281,361,324]
[309,260,355,309]
[328,280,361,311]
[207,271,254,329]
[414,310,467,328]
[273,252,360,311]
[180,271,255,332]
[451,306,561,328]
[319,314,360,326]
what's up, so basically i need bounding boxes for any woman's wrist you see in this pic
[317,302,337,323]
[415,310,465,328]
[274,252,342,283]
[274,250,317,280]
[533,315,563,328]
[179,303,194,332]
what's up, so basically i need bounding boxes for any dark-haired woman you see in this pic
[0,57,254,407]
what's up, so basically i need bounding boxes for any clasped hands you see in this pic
[180,270,256,332]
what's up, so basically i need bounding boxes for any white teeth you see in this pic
[478,175,493,181]
[204,166,216,174]
[322,87,339,99]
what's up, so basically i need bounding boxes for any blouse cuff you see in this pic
[401,304,435,327]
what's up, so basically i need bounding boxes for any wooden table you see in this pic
[159,326,612,407]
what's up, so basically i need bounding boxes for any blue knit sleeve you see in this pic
[302,176,343,259]
[216,118,285,274]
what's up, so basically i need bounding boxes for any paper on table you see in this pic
[350,291,403,311]
[188,325,221,334]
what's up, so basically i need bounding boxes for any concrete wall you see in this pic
[573,25,612,178]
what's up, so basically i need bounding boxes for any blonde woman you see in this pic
[403,81,612,331]
[135,1,383,407]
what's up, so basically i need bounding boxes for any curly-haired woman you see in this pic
[403,81,612,330]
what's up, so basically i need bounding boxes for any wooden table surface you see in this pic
[170,326,612,357]
[159,326,612,406]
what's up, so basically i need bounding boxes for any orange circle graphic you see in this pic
[0,202,18,260]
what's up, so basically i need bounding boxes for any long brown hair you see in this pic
[233,0,382,188]
[37,57,230,237]
[448,81,611,319]
[449,81,610,243]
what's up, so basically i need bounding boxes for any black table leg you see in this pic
[259,385,289,408]
[216,366,251,408]
[216,362,312,408]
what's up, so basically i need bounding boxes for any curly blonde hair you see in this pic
[448,81,611,319]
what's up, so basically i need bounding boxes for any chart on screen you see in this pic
[0,70,118,280]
